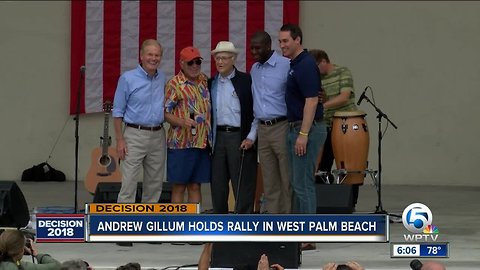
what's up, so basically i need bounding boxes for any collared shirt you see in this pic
[165,70,211,149]
[211,68,257,145]
[216,69,241,127]
[112,64,166,126]
[285,49,323,122]
[251,51,290,121]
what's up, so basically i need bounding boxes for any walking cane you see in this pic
[233,148,245,214]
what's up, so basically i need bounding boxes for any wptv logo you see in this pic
[402,203,439,242]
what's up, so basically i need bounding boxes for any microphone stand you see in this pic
[74,67,85,213]
[360,93,398,216]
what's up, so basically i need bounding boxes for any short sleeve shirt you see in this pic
[285,50,323,122]
[165,71,211,149]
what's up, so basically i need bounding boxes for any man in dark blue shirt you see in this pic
[279,24,327,215]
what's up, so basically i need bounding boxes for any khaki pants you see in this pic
[117,126,166,203]
[258,121,292,213]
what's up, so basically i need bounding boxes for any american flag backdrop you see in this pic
[70,0,299,114]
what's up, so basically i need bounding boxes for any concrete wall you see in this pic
[0,1,478,186]
[301,1,480,186]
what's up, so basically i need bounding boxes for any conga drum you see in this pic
[331,111,369,184]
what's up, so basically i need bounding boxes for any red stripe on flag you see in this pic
[175,1,194,74]
[283,0,299,25]
[246,0,265,73]
[103,1,121,106]
[70,1,86,114]
[139,0,158,48]
[211,0,229,77]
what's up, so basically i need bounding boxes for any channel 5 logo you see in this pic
[402,203,439,241]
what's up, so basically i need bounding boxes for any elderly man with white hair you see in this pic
[209,41,257,214]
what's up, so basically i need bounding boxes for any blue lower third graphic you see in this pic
[36,214,85,242]
[86,214,388,242]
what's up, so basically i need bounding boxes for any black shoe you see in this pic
[201,209,215,214]
[116,242,133,247]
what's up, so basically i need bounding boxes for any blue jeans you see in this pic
[287,120,327,213]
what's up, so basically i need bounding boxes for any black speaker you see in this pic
[211,242,301,269]
[316,183,354,214]
[0,181,30,228]
[93,182,172,203]
[93,182,130,203]
[137,182,172,203]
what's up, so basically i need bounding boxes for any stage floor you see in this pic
[14,181,480,270]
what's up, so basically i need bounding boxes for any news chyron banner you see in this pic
[36,203,389,243]
[35,203,199,243]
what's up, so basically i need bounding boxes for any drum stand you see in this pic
[359,90,399,218]
[315,169,376,185]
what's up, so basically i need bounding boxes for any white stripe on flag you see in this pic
[193,1,212,77]
[121,1,139,74]
[157,0,176,79]
[85,1,104,113]
[264,0,283,55]
[229,1,247,73]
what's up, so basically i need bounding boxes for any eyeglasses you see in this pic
[187,59,202,66]
[214,56,233,62]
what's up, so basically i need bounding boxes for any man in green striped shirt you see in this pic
[309,49,360,207]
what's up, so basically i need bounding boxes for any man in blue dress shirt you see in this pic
[112,39,167,204]
[250,31,292,214]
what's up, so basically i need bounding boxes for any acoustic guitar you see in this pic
[85,101,121,194]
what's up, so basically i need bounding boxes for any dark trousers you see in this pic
[317,128,360,206]
[211,131,257,213]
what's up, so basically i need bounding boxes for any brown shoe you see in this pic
[301,243,316,251]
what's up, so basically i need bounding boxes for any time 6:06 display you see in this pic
[392,244,420,257]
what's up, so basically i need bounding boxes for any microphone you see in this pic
[410,259,423,270]
[190,109,197,136]
[357,86,368,106]
[80,65,86,73]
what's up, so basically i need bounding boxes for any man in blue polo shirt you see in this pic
[279,24,327,215]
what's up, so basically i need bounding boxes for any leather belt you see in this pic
[217,125,240,132]
[260,116,287,126]
[126,123,163,131]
